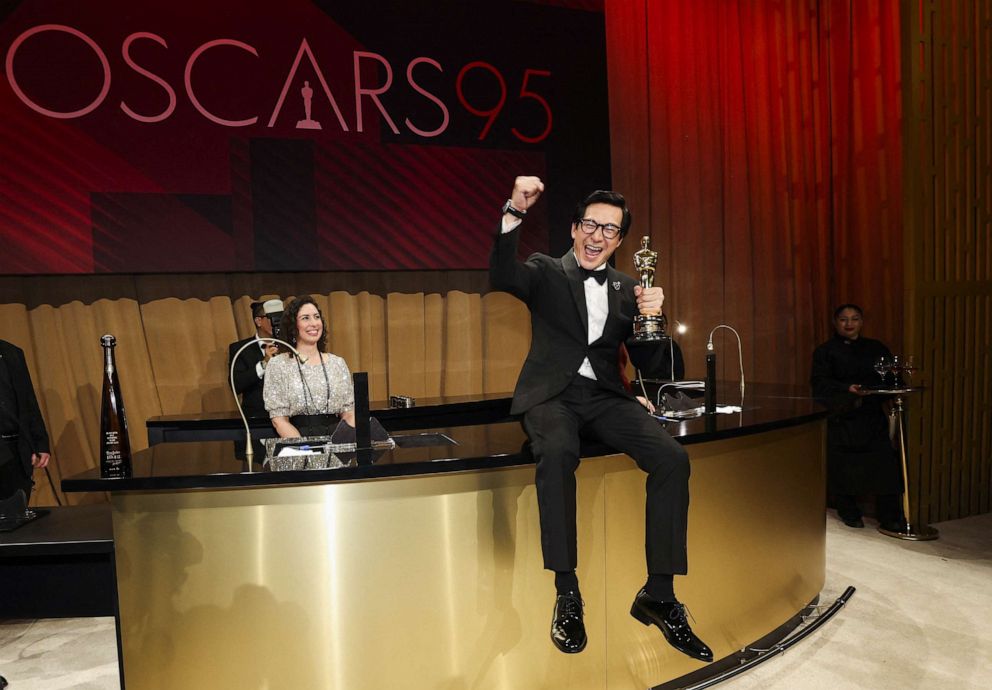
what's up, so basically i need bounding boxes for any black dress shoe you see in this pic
[841,516,865,528]
[551,592,587,654]
[630,589,713,662]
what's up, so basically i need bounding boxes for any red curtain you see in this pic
[607,0,903,384]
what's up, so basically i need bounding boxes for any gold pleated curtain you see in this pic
[2,291,530,507]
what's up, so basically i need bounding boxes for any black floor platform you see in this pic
[0,503,116,619]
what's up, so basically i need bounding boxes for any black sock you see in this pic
[555,571,579,596]
[645,574,675,602]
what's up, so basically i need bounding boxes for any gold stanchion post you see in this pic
[877,389,938,541]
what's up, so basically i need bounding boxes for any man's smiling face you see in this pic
[571,202,624,270]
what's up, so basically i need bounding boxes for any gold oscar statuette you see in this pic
[630,236,669,342]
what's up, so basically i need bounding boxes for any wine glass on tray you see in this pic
[900,354,917,385]
[889,355,902,388]
[873,356,890,388]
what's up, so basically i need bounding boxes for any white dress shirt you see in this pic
[254,336,266,378]
[577,265,608,380]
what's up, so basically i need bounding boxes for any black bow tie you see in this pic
[579,267,607,284]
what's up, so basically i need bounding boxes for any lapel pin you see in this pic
[612,281,621,291]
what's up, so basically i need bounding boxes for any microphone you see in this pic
[229,335,301,470]
[706,324,746,410]
[263,299,284,340]
[705,352,717,413]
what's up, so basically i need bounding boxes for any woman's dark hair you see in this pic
[833,303,864,319]
[572,190,632,237]
[279,295,327,354]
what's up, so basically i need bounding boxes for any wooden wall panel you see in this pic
[356,292,389,402]
[385,293,428,399]
[142,297,240,415]
[443,291,484,397]
[903,0,992,523]
[424,294,445,398]
[482,292,531,395]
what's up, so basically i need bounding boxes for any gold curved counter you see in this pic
[79,413,825,690]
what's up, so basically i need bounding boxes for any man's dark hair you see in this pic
[833,303,864,319]
[279,295,328,353]
[572,190,632,237]
[250,301,265,319]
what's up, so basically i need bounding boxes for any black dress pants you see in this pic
[523,376,690,576]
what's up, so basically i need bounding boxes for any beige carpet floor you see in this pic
[723,511,992,689]
[1,512,990,689]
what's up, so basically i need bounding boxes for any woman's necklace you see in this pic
[296,346,316,364]
[295,352,332,415]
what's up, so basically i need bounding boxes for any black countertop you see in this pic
[0,504,113,556]
[146,392,515,431]
[64,383,825,494]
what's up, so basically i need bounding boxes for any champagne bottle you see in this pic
[99,334,132,478]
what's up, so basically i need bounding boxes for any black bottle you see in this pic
[99,335,132,478]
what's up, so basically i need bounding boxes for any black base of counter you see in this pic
[0,504,116,618]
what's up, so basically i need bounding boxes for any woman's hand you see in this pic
[635,396,656,414]
[341,410,356,428]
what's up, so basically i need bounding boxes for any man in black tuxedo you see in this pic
[228,300,281,419]
[0,339,50,506]
[490,176,711,661]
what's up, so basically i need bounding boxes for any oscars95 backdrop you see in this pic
[0,0,610,274]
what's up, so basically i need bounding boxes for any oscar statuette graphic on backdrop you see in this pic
[99,335,132,478]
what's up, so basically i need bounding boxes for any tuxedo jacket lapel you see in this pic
[561,251,589,338]
[605,265,623,331]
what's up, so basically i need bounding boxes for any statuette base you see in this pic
[630,314,669,343]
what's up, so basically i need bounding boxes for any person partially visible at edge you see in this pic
[263,296,355,438]
[811,304,905,530]
[489,175,713,662]
[228,299,282,419]
[0,339,50,507]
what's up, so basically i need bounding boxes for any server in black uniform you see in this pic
[0,339,50,505]
[228,300,282,419]
[490,176,711,661]
[811,304,904,530]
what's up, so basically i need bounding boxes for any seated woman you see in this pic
[263,295,355,438]
[811,303,903,530]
